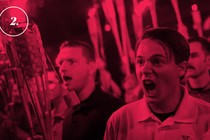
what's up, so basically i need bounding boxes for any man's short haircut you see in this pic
[135,27,190,64]
[188,37,210,56]
[59,40,96,62]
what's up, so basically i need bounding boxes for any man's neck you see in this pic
[53,98,67,116]
[52,97,63,109]
[76,80,96,102]
[188,72,210,89]
[149,86,182,114]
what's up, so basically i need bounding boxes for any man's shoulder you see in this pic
[97,89,124,104]
[109,100,142,121]
[190,96,210,113]
[91,88,125,114]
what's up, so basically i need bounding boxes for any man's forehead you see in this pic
[136,39,174,63]
[60,47,83,54]
[48,71,58,81]
[137,39,169,57]
[58,47,83,58]
[189,42,203,52]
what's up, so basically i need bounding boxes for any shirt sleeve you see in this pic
[103,114,117,140]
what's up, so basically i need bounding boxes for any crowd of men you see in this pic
[1,27,210,140]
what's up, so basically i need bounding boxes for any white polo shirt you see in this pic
[104,86,210,140]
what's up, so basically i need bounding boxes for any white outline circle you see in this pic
[0,6,29,37]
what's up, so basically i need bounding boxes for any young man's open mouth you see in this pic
[143,79,156,94]
[63,75,72,82]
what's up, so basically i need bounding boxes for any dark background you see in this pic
[34,0,210,46]
[17,0,210,86]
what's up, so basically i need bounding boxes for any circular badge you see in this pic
[0,6,29,37]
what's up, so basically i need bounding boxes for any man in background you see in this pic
[56,40,124,140]
[187,37,210,102]
[48,68,68,140]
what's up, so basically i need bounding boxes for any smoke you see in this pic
[11,0,44,18]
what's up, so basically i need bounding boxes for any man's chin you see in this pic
[145,96,159,106]
[186,73,197,78]
[64,86,74,92]
[186,71,194,76]
[186,68,195,73]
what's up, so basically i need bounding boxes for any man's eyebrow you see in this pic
[136,54,166,58]
[67,58,79,61]
[190,52,199,54]
[190,52,199,56]
[60,57,76,61]
[150,54,166,58]
[136,56,143,59]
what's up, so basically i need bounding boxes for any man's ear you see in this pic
[178,61,188,77]
[88,61,97,75]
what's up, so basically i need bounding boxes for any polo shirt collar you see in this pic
[136,97,154,122]
[136,85,198,123]
[73,85,102,111]
[172,86,198,123]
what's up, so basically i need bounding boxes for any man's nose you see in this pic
[187,57,193,65]
[59,61,68,73]
[142,62,152,75]
[188,57,193,63]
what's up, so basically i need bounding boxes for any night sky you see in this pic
[32,0,210,85]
